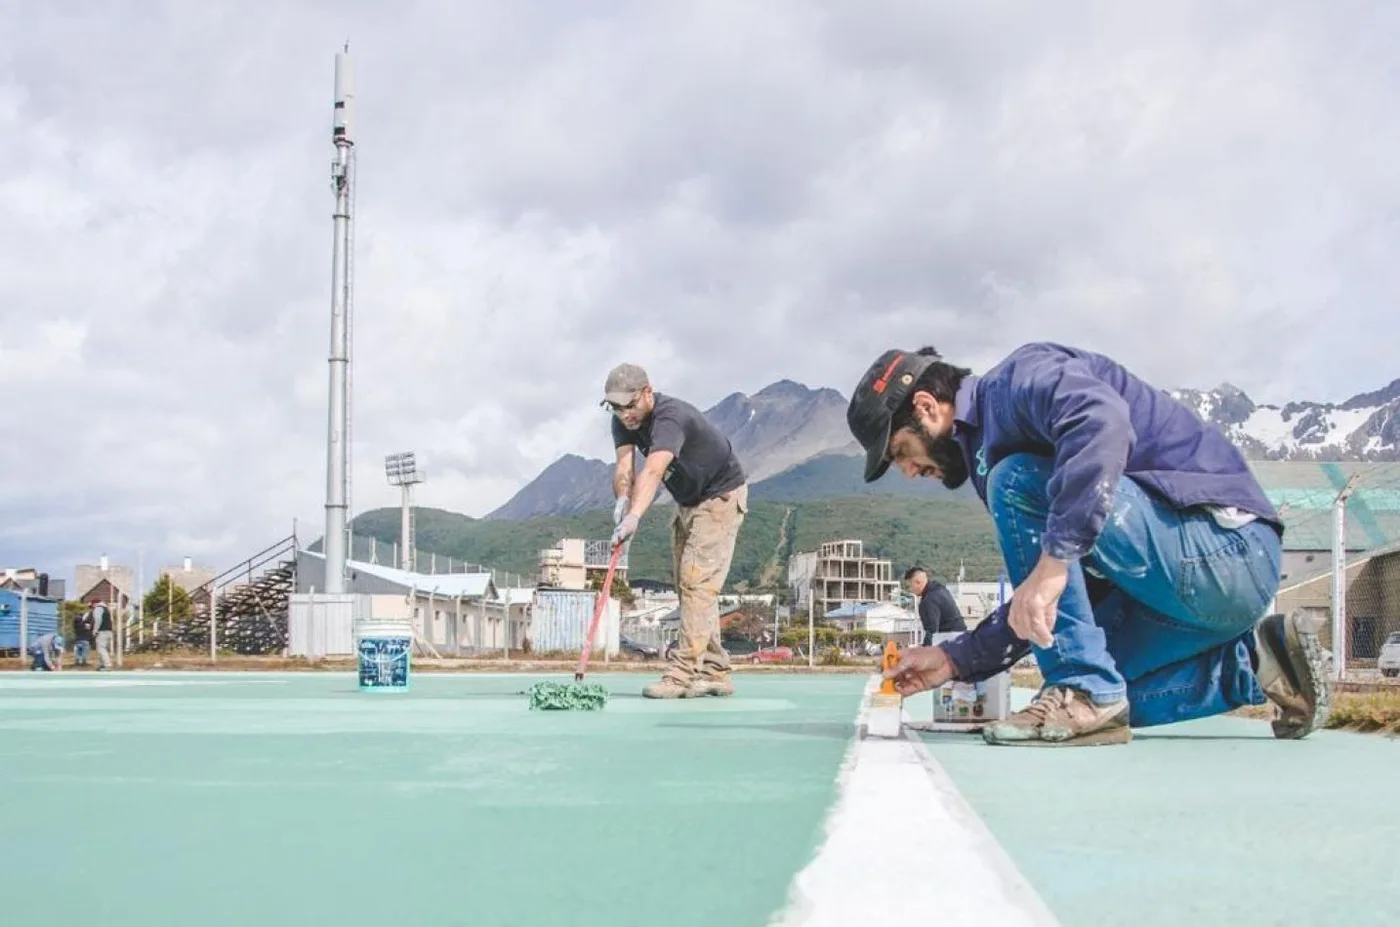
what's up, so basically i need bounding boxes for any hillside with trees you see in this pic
[349,496,1003,593]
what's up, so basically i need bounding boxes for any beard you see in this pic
[914,421,970,489]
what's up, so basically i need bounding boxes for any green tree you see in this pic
[144,574,192,628]
[587,570,636,608]
[61,600,88,635]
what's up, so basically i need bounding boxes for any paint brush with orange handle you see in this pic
[866,639,904,737]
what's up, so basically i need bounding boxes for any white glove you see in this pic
[613,496,629,525]
[611,514,639,548]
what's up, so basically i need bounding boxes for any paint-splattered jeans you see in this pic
[668,484,747,680]
[988,453,1280,727]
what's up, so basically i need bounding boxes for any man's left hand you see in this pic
[1008,555,1069,648]
[611,513,639,548]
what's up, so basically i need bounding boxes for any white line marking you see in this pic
[771,676,1059,927]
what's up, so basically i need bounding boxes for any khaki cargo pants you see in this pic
[665,483,747,681]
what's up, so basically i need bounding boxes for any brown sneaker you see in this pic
[982,685,1131,746]
[641,673,705,699]
[1255,610,1332,739]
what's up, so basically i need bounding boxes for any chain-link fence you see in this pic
[345,534,533,591]
[1270,461,1400,683]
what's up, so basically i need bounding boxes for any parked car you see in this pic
[619,636,660,660]
[1378,632,1400,678]
[747,646,794,664]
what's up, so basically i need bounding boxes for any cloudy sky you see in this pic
[3,0,1398,584]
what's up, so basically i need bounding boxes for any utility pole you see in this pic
[323,44,356,594]
[1330,472,1362,681]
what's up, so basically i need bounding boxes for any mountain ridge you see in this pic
[488,374,1400,520]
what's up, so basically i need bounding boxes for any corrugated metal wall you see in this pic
[529,590,619,655]
[0,590,60,650]
[287,594,373,657]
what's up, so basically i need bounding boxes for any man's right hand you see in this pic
[883,645,956,697]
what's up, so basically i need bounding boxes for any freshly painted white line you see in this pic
[772,677,1059,927]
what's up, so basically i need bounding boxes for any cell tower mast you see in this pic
[323,45,355,593]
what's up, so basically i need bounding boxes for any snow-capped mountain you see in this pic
[488,374,1400,519]
[1172,379,1400,461]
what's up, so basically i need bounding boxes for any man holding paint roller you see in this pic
[604,363,749,699]
[846,342,1332,746]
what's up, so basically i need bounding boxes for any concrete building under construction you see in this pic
[786,539,900,617]
[538,538,629,590]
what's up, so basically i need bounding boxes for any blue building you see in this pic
[0,588,60,651]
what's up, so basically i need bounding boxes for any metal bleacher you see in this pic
[196,534,298,655]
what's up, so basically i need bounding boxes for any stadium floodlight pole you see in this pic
[385,452,425,572]
[323,45,356,594]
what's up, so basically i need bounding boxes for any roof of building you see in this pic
[823,601,907,620]
[1248,460,1400,552]
[499,587,535,606]
[301,550,498,598]
[1277,537,1400,592]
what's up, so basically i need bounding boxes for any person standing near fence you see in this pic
[848,342,1332,746]
[604,362,748,699]
[904,567,967,644]
[71,607,95,667]
[90,601,113,671]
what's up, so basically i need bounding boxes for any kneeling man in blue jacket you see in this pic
[848,342,1331,746]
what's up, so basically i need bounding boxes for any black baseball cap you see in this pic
[847,349,937,482]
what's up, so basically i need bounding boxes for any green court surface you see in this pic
[0,671,868,927]
[912,692,1400,927]
[4,671,1398,926]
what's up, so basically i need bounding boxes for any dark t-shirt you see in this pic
[612,393,746,507]
[918,582,967,637]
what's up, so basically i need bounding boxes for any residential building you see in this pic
[948,580,1007,626]
[823,601,920,643]
[0,567,64,599]
[73,556,136,611]
[161,557,217,610]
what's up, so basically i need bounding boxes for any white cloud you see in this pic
[2,0,1398,585]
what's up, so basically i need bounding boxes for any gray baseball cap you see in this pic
[603,363,650,405]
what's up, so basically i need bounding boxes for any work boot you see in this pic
[692,672,735,697]
[1254,610,1332,739]
[641,670,704,699]
[982,685,1132,746]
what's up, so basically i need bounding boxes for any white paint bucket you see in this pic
[355,617,413,692]
[927,631,1011,725]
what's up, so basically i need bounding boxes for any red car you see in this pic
[747,646,794,664]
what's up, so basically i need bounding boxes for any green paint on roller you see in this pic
[527,680,609,710]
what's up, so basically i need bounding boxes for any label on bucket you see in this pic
[357,633,411,689]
